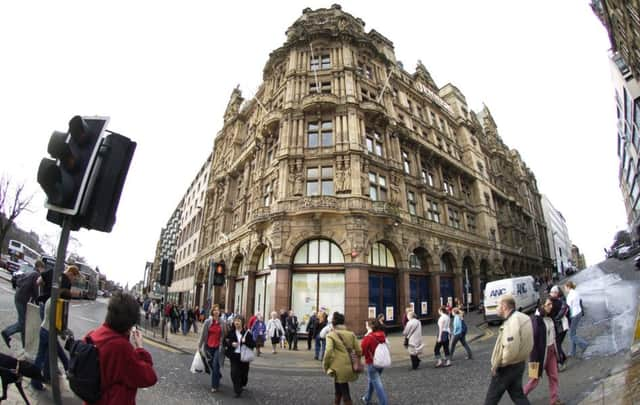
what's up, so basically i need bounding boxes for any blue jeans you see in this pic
[314,335,321,359]
[569,313,588,356]
[4,298,27,347]
[363,364,388,405]
[31,328,69,388]
[207,346,222,389]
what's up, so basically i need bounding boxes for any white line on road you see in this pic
[77,316,100,324]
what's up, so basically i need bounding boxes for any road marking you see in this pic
[143,337,180,353]
[77,316,100,324]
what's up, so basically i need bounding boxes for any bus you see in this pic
[71,262,99,300]
[7,240,40,267]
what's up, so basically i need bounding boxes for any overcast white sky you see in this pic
[0,1,626,286]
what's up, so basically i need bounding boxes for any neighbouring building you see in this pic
[195,5,551,334]
[149,203,182,300]
[169,154,212,307]
[541,195,573,276]
[592,0,640,235]
[571,244,587,270]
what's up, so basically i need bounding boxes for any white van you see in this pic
[484,276,540,323]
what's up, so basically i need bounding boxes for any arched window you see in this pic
[440,255,453,272]
[369,242,396,267]
[294,239,344,264]
[409,253,421,269]
[257,248,272,271]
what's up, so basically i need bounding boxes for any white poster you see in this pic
[421,301,428,315]
[385,306,394,321]
[368,306,376,319]
[409,302,415,313]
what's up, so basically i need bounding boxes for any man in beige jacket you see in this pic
[484,294,534,405]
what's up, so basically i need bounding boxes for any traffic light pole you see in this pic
[162,285,168,341]
[49,216,72,405]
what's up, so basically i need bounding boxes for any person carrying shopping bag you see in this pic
[198,305,227,393]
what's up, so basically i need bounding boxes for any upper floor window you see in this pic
[310,54,331,70]
[257,248,272,271]
[306,166,334,196]
[310,81,331,94]
[421,168,435,187]
[448,207,461,229]
[358,60,373,80]
[365,129,383,157]
[369,172,387,201]
[369,242,396,267]
[294,239,344,264]
[466,213,476,233]
[307,120,333,147]
[407,191,417,215]
[402,151,411,174]
[443,179,455,196]
[427,200,440,223]
[263,181,273,207]
[409,253,421,269]
[361,87,378,101]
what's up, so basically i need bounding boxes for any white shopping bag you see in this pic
[190,350,205,373]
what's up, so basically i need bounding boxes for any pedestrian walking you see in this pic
[323,312,361,405]
[315,311,328,360]
[484,294,534,405]
[402,311,424,370]
[188,306,196,334]
[564,281,588,358]
[251,313,266,356]
[523,299,563,405]
[434,306,451,367]
[266,311,285,354]
[2,260,45,348]
[286,310,299,350]
[549,286,569,371]
[224,316,255,398]
[30,297,69,391]
[198,305,227,393]
[450,308,473,360]
[279,309,288,349]
[84,292,158,404]
[401,305,412,347]
[318,313,333,360]
[360,318,388,405]
[306,311,317,350]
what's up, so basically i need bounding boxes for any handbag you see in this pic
[528,362,540,379]
[240,331,255,363]
[336,332,363,373]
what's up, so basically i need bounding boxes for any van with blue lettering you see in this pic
[483,276,539,323]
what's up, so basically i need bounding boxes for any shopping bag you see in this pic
[528,362,540,379]
[240,345,255,363]
[190,350,205,373]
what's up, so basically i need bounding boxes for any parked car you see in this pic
[11,262,35,289]
[617,244,640,260]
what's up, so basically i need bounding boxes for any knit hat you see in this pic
[550,286,560,294]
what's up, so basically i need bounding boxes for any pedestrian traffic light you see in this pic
[38,116,109,216]
[212,261,226,286]
[166,260,174,287]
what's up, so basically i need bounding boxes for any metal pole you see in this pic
[163,285,168,342]
[465,267,470,314]
[49,216,72,405]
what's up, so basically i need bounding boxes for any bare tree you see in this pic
[0,176,33,253]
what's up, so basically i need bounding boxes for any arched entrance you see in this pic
[408,247,432,320]
[226,255,245,316]
[292,238,345,332]
[369,242,399,325]
[439,252,457,307]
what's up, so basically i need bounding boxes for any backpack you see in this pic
[372,339,392,368]
[67,334,104,403]
[460,319,468,335]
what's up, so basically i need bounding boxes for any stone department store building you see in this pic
[195,5,551,334]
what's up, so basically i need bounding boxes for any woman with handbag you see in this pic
[251,313,266,356]
[403,311,424,370]
[524,299,562,405]
[323,312,362,405]
[266,311,286,354]
[224,316,256,398]
[198,305,227,393]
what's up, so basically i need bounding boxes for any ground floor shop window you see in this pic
[291,272,345,332]
[254,273,273,316]
[409,275,431,318]
[369,273,397,324]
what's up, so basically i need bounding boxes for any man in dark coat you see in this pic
[285,310,299,350]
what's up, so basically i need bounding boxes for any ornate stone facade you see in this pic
[196,5,551,334]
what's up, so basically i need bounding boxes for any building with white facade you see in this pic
[169,153,212,307]
[541,195,572,276]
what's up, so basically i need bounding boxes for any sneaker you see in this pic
[211,388,217,393]
[1,331,11,348]
[444,360,451,367]
[435,359,443,368]
[558,362,567,372]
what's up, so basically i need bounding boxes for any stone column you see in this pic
[271,264,291,315]
[344,264,370,336]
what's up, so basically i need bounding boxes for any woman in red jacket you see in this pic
[360,318,388,405]
[85,292,157,405]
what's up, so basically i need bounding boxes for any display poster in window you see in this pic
[291,274,318,333]
[421,301,428,315]
[409,302,415,313]
[368,306,376,319]
[467,293,473,304]
[385,306,394,321]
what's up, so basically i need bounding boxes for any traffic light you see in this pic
[166,260,174,287]
[159,259,168,285]
[212,261,226,286]
[38,116,109,216]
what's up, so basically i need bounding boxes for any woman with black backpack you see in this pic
[449,308,473,360]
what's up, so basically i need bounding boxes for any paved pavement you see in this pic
[139,311,488,371]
